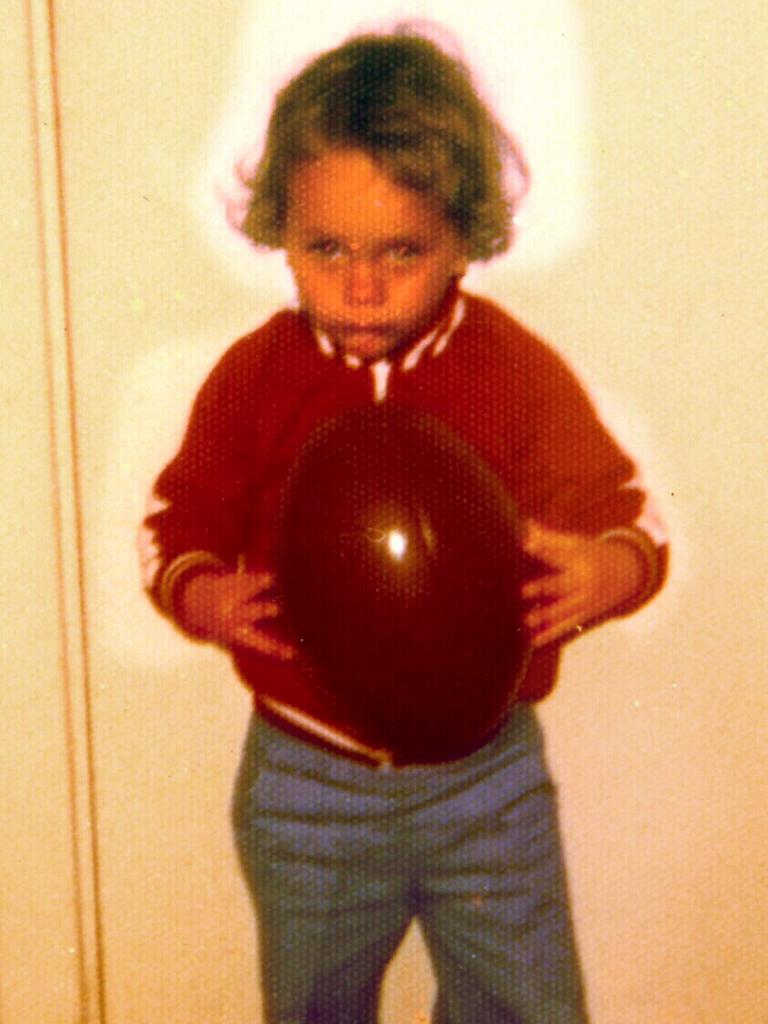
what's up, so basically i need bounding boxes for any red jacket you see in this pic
[141,292,666,735]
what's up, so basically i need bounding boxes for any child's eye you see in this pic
[308,239,343,259]
[385,242,422,262]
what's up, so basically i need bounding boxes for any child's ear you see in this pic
[451,240,469,278]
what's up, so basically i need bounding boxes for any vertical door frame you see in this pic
[24,0,105,1019]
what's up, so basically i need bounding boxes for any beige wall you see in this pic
[3,1,767,1021]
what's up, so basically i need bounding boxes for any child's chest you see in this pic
[236,347,537,563]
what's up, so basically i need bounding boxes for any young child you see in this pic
[141,30,667,1024]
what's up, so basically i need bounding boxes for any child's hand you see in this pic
[177,570,296,660]
[521,522,646,648]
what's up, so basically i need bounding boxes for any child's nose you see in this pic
[344,257,385,306]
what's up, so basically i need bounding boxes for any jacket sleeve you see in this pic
[513,335,669,616]
[138,339,261,624]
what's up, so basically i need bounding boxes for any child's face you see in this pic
[284,149,467,362]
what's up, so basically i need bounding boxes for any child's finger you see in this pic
[521,524,579,571]
[523,520,572,549]
[232,624,296,660]
[525,589,585,643]
[243,599,280,620]
[248,570,277,592]
[525,594,580,632]
[528,616,585,648]
[521,572,569,602]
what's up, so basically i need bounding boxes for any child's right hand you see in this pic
[176,570,296,660]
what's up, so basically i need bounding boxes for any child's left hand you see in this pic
[521,522,646,648]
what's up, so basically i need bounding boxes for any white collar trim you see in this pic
[402,296,466,371]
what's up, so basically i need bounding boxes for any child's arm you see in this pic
[140,333,293,660]
[503,322,668,648]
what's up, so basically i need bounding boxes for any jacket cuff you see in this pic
[155,550,229,621]
[598,527,668,616]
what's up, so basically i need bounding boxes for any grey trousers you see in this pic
[232,704,589,1024]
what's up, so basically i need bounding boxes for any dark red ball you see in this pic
[277,404,529,762]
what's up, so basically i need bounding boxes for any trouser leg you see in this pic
[412,709,589,1024]
[252,895,412,1024]
[231,717,413,1024]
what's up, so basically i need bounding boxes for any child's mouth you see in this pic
[332,326,397,356]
